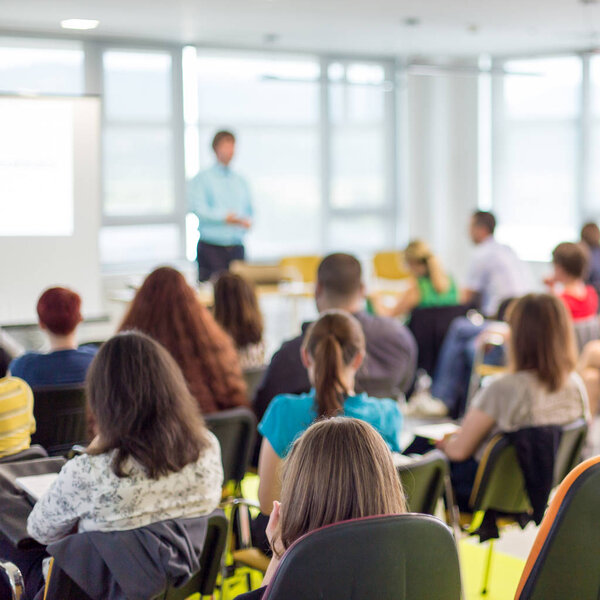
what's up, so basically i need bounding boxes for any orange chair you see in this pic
[515,456,600,600]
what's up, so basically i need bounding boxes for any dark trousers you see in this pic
[196,240,244,282]
[0,533,46,600]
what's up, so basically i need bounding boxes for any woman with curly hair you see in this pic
[119,266,248,413]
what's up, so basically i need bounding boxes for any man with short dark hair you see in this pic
[187,130,253,281]
[252,253,417,463]
[462,210,528,317]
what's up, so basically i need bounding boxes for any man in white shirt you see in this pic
[462,211,529,317]
[411,211,530,418]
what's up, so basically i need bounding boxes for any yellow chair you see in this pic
[372,251,411,280]
[279,255,321,284]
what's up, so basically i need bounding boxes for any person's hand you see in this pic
[225,214,252,228]
[435,432,455,451]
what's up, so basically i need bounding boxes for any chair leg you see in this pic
[443,476,467,600]
[0,561,25,600]
[481,540,495,595]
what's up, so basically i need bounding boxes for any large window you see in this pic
[492,57,581,261]
[0,38,84,95]
[100,49,182,265]
[184,49,322,260]
[183,49,396,260]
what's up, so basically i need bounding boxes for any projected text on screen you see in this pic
[0,97,74,236]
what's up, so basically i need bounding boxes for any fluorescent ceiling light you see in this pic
[60,19,99,30]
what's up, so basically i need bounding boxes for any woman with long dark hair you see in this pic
[119,266,248,413]
[213,272,265,369]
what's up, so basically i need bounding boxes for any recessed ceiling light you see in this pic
[60,19,99,30]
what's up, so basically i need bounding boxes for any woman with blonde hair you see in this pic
[436,293,589,509]
[256,310,403,515]
[372,240,458,317]
[235,418,406,600]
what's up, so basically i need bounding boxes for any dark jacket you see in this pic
[251,311,417,465]
[44,515,217,600]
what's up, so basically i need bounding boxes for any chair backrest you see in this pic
[278,255,321,283]
[204,408,256,487]
[43,513,228,600]
[262,514,461,600]
[372,251,410,280]
[408,305,469,377]
[553,418,588,486]
[515,457,600,600]
[31,384,88,457]
[397,450,449,515]
[160,513,228,600]
[243,366,267,403]
[0,444,48,464]
[355,376,399,400]
[469,435,531,514]
[573,316,600,353]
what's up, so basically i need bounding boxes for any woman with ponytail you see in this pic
[371,240,458,317]
[256,310,403,514]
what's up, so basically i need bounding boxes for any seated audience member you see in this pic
[433,294,588,511]
[371,239,459,317]
[0,376,35,458]
[407,212,530,419]
[0,329,25,377]
[119,266,248,414]
[545,242,599,321]
[253,254,416,451]
[0,331,224,599]
[235,418,406,600]
[9,287,97,387]
[257,310,403,515]
[577,340,600,415]
[581,222,600,296]
[462,210,529,317]
[213,272,266,370]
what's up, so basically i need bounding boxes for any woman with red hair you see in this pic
[9,287,97,386]
[119,267,248,414]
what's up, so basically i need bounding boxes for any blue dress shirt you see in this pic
[187,163,253,247]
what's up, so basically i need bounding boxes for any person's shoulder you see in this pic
[270,391,313,411]
[0,375,32,399]
[355,311,407,334]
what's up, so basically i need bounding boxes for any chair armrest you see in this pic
[0,561,24,600]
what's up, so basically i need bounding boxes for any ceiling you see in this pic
[3,0,600,58]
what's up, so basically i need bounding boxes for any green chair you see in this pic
[515,456,600,599]
[465,419,588,595]
[398,450,449,515]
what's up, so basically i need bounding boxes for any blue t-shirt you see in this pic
[9,347,97,388]
[258,389,403,458]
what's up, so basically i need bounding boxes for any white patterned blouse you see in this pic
[27,431,223,545]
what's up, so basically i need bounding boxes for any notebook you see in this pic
[15,473,58,502]
[412,423,460,442]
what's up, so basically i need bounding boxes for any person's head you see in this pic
[86,331,210,478]
[275,417,406,556]
[470,211,496,244]
[119,266,247,412]
[508,293,577,392]
[315,253,364,313]
[37,287,82,338]
[301,310,365,418]
[404,240,433,277]
[213,272,263,348]
[212,130,236,166]
[581,222,600,248]
[552,242,588,283]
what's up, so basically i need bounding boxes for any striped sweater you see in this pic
[0,376,35,457]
